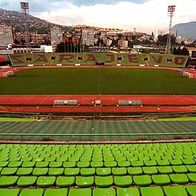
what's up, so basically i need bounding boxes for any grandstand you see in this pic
[0,142,195,195]
[9,53,189,67]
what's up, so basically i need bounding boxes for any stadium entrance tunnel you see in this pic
[95,62,105,66]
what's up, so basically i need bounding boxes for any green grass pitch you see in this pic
[0,68,196,95]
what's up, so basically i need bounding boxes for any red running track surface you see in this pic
[0,95,196,114]
[0,95,196,106]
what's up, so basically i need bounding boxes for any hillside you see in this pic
[172,21,196,40]
[0,8,71,34]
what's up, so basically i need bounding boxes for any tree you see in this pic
[157,34,176,45]
[14,39,20,45]
[173,47,189,56]
[56,42,65,52]
[110,38,118,47]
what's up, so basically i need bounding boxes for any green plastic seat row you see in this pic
[0,158,196,169]
[1,155,195,165]
[0,148,195,162]
[0,174,195,188]
[0,185,196,196]
[1,142,195,149]
[1,165,196,177]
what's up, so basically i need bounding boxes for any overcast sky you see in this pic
[1,0,196,33]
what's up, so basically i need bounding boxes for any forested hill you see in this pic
[0,8,71,34]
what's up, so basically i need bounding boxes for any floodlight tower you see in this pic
[20,1,29,47]
[165,5,176,54]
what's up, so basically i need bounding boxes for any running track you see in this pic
[0,95,196,114]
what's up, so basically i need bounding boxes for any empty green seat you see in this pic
[187,165,196,173]
[95,176,113,187]
[169,159,182,165]
[0,162,8,167]
[80,168,95,176]
[36,162,49,168]
[22,157,32,162]
[118,161,130,167]
[182,159,195,165]
[127,167,142,175]
[65,168,79,176]
[158,166,173,174]
[22,161,35,168]
[170,174,189,184]
[48,168,64,176]
[91,162,103,168]
[1,167,18,175]
[163,186,188,196]
[19,189,44,196]
[17,176,37,187]
[144,160,157,166]
[9,156,20,162]
[17,168,33,176]
[152,174,170,185]
[76,176,94,187]
[33,168,48,176]
[133,175,152,186]
[116,187,140,196]
[104,161,117,167]
[140,187,164,196]
[56,176,75,187]
[143,167,158,174]
[0,189,20,196]
[77,162,90,168]
[49,162,62,168]
[157,159,170,166]
[112,168,127,175]
[63,162,76,168]
[93,188,115,196]
[187,173,196,183]
[131,160,144,167]
[8,161,22,167]
[173,166,188,173]
[45,157,56,162]
[96,168,111,176]
[37,176,56,187]
[0,176,18,187]
[114,176,132,187]
[44,189,68,196]
[68,188,91,196]
[185,185,196,196]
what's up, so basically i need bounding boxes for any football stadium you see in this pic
[0,51,196,196]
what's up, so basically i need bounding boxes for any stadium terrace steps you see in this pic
[0,120,196,141]
[9,53,189,67]
[0,142,195,195]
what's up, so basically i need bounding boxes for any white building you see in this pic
[82,29,95,46]
[50,26,63,45]
[0,25,13,47]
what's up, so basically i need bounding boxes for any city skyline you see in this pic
[0,0,196,33]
